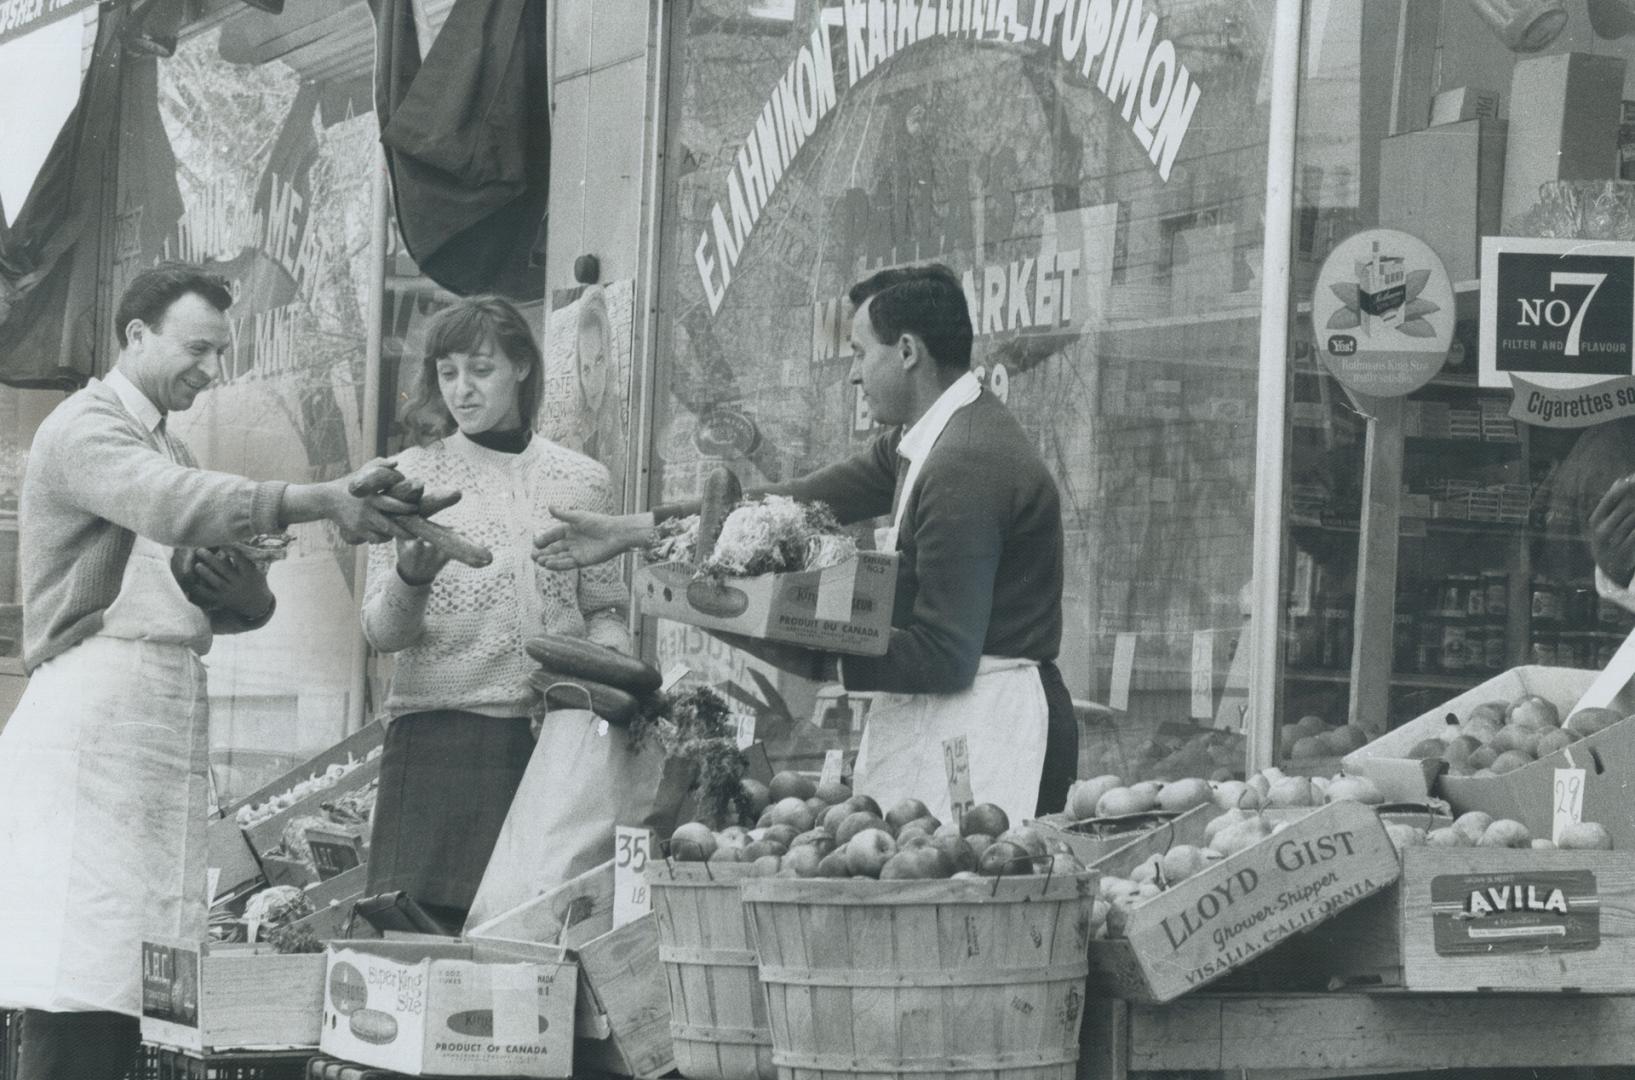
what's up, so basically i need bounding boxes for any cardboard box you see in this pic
[1083,801,1400,1003]
[468,861,674,1079]
[140,938,325,1052]
[1381,118,1506,283]
[1430,86,1500,126]
[1342,666,1635,846]
[320,939,576,1078]
[1291,847,1635,992]
[636,552,897,656]
[1502,53,1626,224]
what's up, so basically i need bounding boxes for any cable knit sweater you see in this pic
[363,432,630,719]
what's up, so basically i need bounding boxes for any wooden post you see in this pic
[1349,393,1405,733]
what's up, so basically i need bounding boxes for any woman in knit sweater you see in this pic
[361,295,628,930]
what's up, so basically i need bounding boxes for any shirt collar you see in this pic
[104,368,165,434]
[898,370,981,462]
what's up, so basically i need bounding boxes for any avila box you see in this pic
[140,938,326,1053]
[319,938,576,1078]
[1084,800,1400,1003]
[636,552,897,656]
[1291,846,1635,992]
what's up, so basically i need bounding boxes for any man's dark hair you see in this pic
[847,263,973,372]
[114,263,233,347]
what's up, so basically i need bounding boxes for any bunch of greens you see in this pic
[630,685,754,827]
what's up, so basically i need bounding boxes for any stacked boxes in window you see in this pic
[1502,53,1627,224]
[1380,117,1506,282]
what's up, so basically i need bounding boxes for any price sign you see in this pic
[1190,630,1215,720]
[207,867,220,904]
[820,749,844,787]
[1109,633,1136,712]
[734,712,757,749]
[943,735,975,827]
[1553,767,1586,844]
[613,826,653,928]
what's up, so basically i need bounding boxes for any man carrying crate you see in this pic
[535,263,1076,824]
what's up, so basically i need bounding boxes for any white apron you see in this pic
[854,385,1051,826]
[851,656,1048,827]
[0,533,211,1015]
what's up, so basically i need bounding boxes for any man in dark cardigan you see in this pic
[537,263,1075,816]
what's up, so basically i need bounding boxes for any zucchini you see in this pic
[346,461,402,497]
[397,516,492,567]
[695,466,742,567]
[529,669,640,724]
[525,634,662,694]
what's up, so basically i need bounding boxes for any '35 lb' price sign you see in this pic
[613,826,653,928]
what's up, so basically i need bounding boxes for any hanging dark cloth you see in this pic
[0,7,182,390]
[369,0,550,301]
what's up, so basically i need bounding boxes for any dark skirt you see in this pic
[366,710,534,915]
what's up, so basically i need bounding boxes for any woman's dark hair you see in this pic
[846,263,973,372]
[114,263,233,347]
[405,295,543,439]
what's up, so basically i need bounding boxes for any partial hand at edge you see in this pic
[1591,475,1635,586]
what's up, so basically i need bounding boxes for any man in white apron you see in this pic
[0,264,418,1080]
[536,264,1075,826]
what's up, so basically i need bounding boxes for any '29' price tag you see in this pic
[1553,767,1586,844]
[613,826,652,928]
[943,735,975,828]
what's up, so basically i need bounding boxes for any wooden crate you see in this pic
[1290,845,1635,992]
[647,862,774,1080]
[468,861,673,1079]
[741,875,1094,1080]
[140,939,325,1053]
[1085,800,1400,1003]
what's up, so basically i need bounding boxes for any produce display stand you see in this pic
[130,1043,310,1080]
[1077,990,1635,1080]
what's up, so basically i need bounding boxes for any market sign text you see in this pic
[0,0,93,49]
[695,0,1206,314]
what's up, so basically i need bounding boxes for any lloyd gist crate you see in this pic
[635,552,897,656]
[320,939,576,1078]
[1291,846,1635,992]
[140,938,326,1052]
[1342,665,1635,846]
[1084,800,1400,1003]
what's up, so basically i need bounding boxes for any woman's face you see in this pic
[436,338,528,435]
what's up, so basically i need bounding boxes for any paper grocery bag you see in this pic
[464,708,688,931]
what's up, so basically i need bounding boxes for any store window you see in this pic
[1282,3,1635,766]
[654,0,1273,783]
[137,32,381,805]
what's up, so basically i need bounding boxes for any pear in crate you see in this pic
[1324,776,1385,805]
[1566,707,1624,738]
[1451,812,1493,844]
[1156,777,1214,813]
[1506,696,1560,730]
[1066,776,1122,819]
[1096,785,1158,817]
[1478,820,1531,848]
[1558,822,1613,850]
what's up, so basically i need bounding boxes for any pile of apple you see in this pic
[1381,810,1613,850]
[669,771,1087,880]
[1065,768,1386,821]
[1406,695,1625,777]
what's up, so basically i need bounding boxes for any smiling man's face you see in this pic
[124,291,231,413]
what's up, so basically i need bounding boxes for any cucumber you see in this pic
[525,634,662,694]
[695,466,742,567]
[529,669,640,724]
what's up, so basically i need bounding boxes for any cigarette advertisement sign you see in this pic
[1310,229,1454,398]
[1482,237,1635,427]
